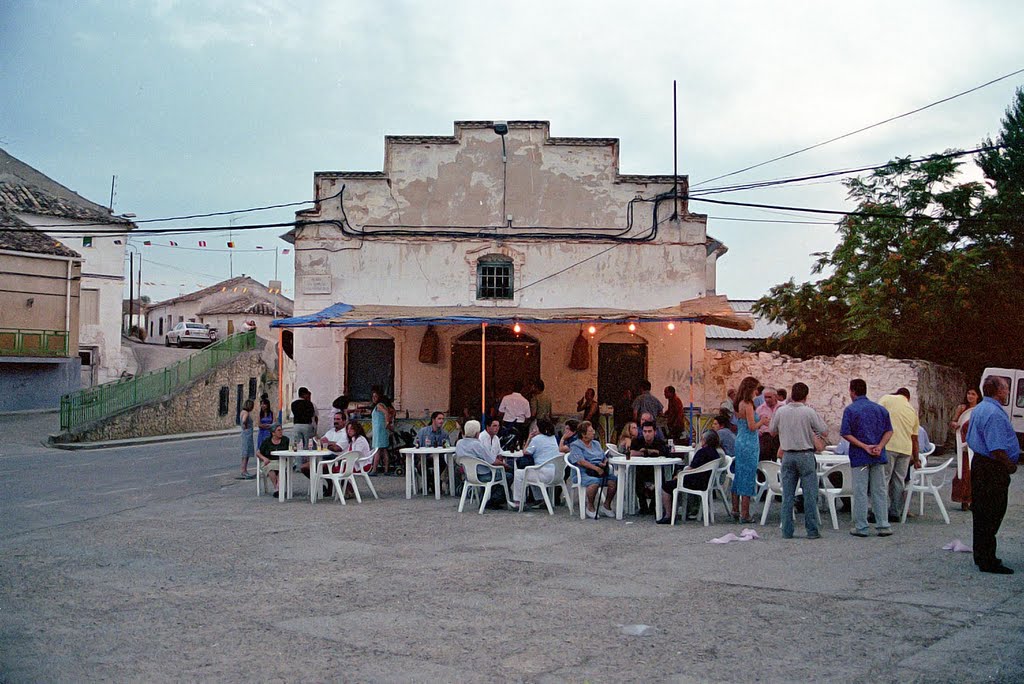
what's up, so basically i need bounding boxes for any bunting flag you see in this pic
[113,239,123,244]
[282,248,291,254]
[256,246,264,249]
[227,241,235,248]
[168,240,178,246]
[143,240,152,246]
[198,240,207,247]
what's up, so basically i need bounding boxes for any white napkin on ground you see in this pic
[942,539,972,553]
[708,528,761,544]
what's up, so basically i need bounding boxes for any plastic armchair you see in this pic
[516,454,572,515]
[456,456,511,514]
[320,451,369,505]
[256,461,273,496]
[669,457,722,526]
[310,452,345,503]
[713,452,734,517]
[819,463,853,530]
[901,456,955,524]
[757,460,802,526]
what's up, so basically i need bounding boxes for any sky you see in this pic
[2,0,1023,304]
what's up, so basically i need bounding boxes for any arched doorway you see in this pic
[450,326,540,418]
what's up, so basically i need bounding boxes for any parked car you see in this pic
[165,322,218,348]
[981,367,1024,447]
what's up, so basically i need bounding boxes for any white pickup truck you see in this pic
[981,367,1024,446]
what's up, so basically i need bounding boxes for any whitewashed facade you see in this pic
[286,121,731,421]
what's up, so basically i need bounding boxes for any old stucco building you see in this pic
[279,120,745,424]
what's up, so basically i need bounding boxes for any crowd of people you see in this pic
[237,373,1020,575]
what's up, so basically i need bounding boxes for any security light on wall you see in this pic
[492,121,509,135]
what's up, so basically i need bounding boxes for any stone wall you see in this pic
[704,351,965,445]
[54,351,270,443]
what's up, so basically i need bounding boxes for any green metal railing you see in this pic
[60,330,257,431]
[0,328,69,357]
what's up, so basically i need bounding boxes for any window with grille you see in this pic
[476,259,514,300]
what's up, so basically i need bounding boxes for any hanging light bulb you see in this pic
[667,322,676,331]
[513,322,521,334]
[587,325,596,335]
[628,322,637,333]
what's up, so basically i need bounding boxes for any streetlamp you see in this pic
[124,243,142,337]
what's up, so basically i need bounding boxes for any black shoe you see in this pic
[656,516,672,525]
[979,564,1014,574]
[888,514,901,523]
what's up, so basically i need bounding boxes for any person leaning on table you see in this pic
[457,420,512,508]
[257,424,290,497]
[509,418,562,509]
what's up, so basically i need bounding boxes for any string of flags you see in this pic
[130,240,290,254]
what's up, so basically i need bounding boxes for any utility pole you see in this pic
[109,175,116,211]
[128,250,134,335]
[672,79,680,220]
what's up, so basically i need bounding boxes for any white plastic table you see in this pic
[815,452,849,470]
[270,450,327,502]
[608,455,682,521]
[671,444,695,463]
[399,446,456,500]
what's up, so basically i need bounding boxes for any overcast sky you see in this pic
[2,0,1023,303]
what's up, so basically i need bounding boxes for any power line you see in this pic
[690,145,1001,196]
[691,67,1024,188]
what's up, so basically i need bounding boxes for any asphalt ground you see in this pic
[1,411,1022,683]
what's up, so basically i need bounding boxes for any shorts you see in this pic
[260,461,281,473]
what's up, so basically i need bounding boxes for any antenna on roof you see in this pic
[108,175,116,211]
[672,80,679,221]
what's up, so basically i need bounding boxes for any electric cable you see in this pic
[691,67,1024,188]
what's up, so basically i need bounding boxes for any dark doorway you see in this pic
[346,337,395,401]
[450,327,540,419]
[598,341,648,407]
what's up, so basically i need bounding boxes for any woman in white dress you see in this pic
[950,387,981,510]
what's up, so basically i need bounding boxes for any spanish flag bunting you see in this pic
[282,248,291,254]
[143,240,152,245]
[198,240,207,247]
[168,240,178,246]
[227,241,235,248]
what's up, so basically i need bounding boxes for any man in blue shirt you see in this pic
[966,376,1020,574]
[840,378,894,537]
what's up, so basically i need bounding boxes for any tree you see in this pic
[753,87,1024,381]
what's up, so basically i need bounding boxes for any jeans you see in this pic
[852,462,890,533]
[883,451,912,518]
[780,450,820,538]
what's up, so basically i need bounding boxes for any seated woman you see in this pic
[567,420,617,519]
[657,430,721,524]
[616,421,638,454]
[510,419,562,509]
[456,420,511,508]
[346,420,373,472]
[712,414,736,456]
[256,424,290,496]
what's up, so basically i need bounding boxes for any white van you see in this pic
[980,367,1024,443]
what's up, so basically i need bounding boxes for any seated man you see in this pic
[630,421,669,515]
[658,431,721,523]
[416,411,450,492]
[299,411,350,490]
[638,412,666,441]
[456,420,511,508]
[479,417,504,462]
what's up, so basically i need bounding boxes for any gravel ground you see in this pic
[1,415,1022,683]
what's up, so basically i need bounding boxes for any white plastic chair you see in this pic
[256,462,273,496]
[820,463,853,530]
[713,452,733,517]
[516,454,572,515]
[901,456,954,524]
[669,457,722,526]
[758,461,803,526]
[319,451,373,505]
[457,456,511,514]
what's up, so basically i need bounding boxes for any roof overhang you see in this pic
[271,295,753,331]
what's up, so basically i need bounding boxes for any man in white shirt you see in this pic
[300,411,350,488]
[498,381,531,448]
[479,417,502,460]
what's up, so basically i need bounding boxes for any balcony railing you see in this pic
[0,328,70,357]
[59,330,257,432]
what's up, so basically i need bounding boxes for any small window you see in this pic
[82,236,93,247]
[1016,379,1024,409]
[476,259,514,300]
[248,377,258,400]
[79,350,93,366]
[218,387,230,416]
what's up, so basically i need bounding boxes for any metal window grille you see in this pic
[476,260,513,300]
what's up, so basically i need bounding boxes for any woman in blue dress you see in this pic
[370,386,394,473]
[731,376,769,523]
[568,421,618,519]
[257,397,274,451]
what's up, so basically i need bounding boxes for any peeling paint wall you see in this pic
[292,121,722,418]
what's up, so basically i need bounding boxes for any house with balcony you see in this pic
[275,120,749,426]
[0,216,82,411]
[1,148,134,386]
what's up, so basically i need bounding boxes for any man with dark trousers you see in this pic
[966,376,1020,574]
